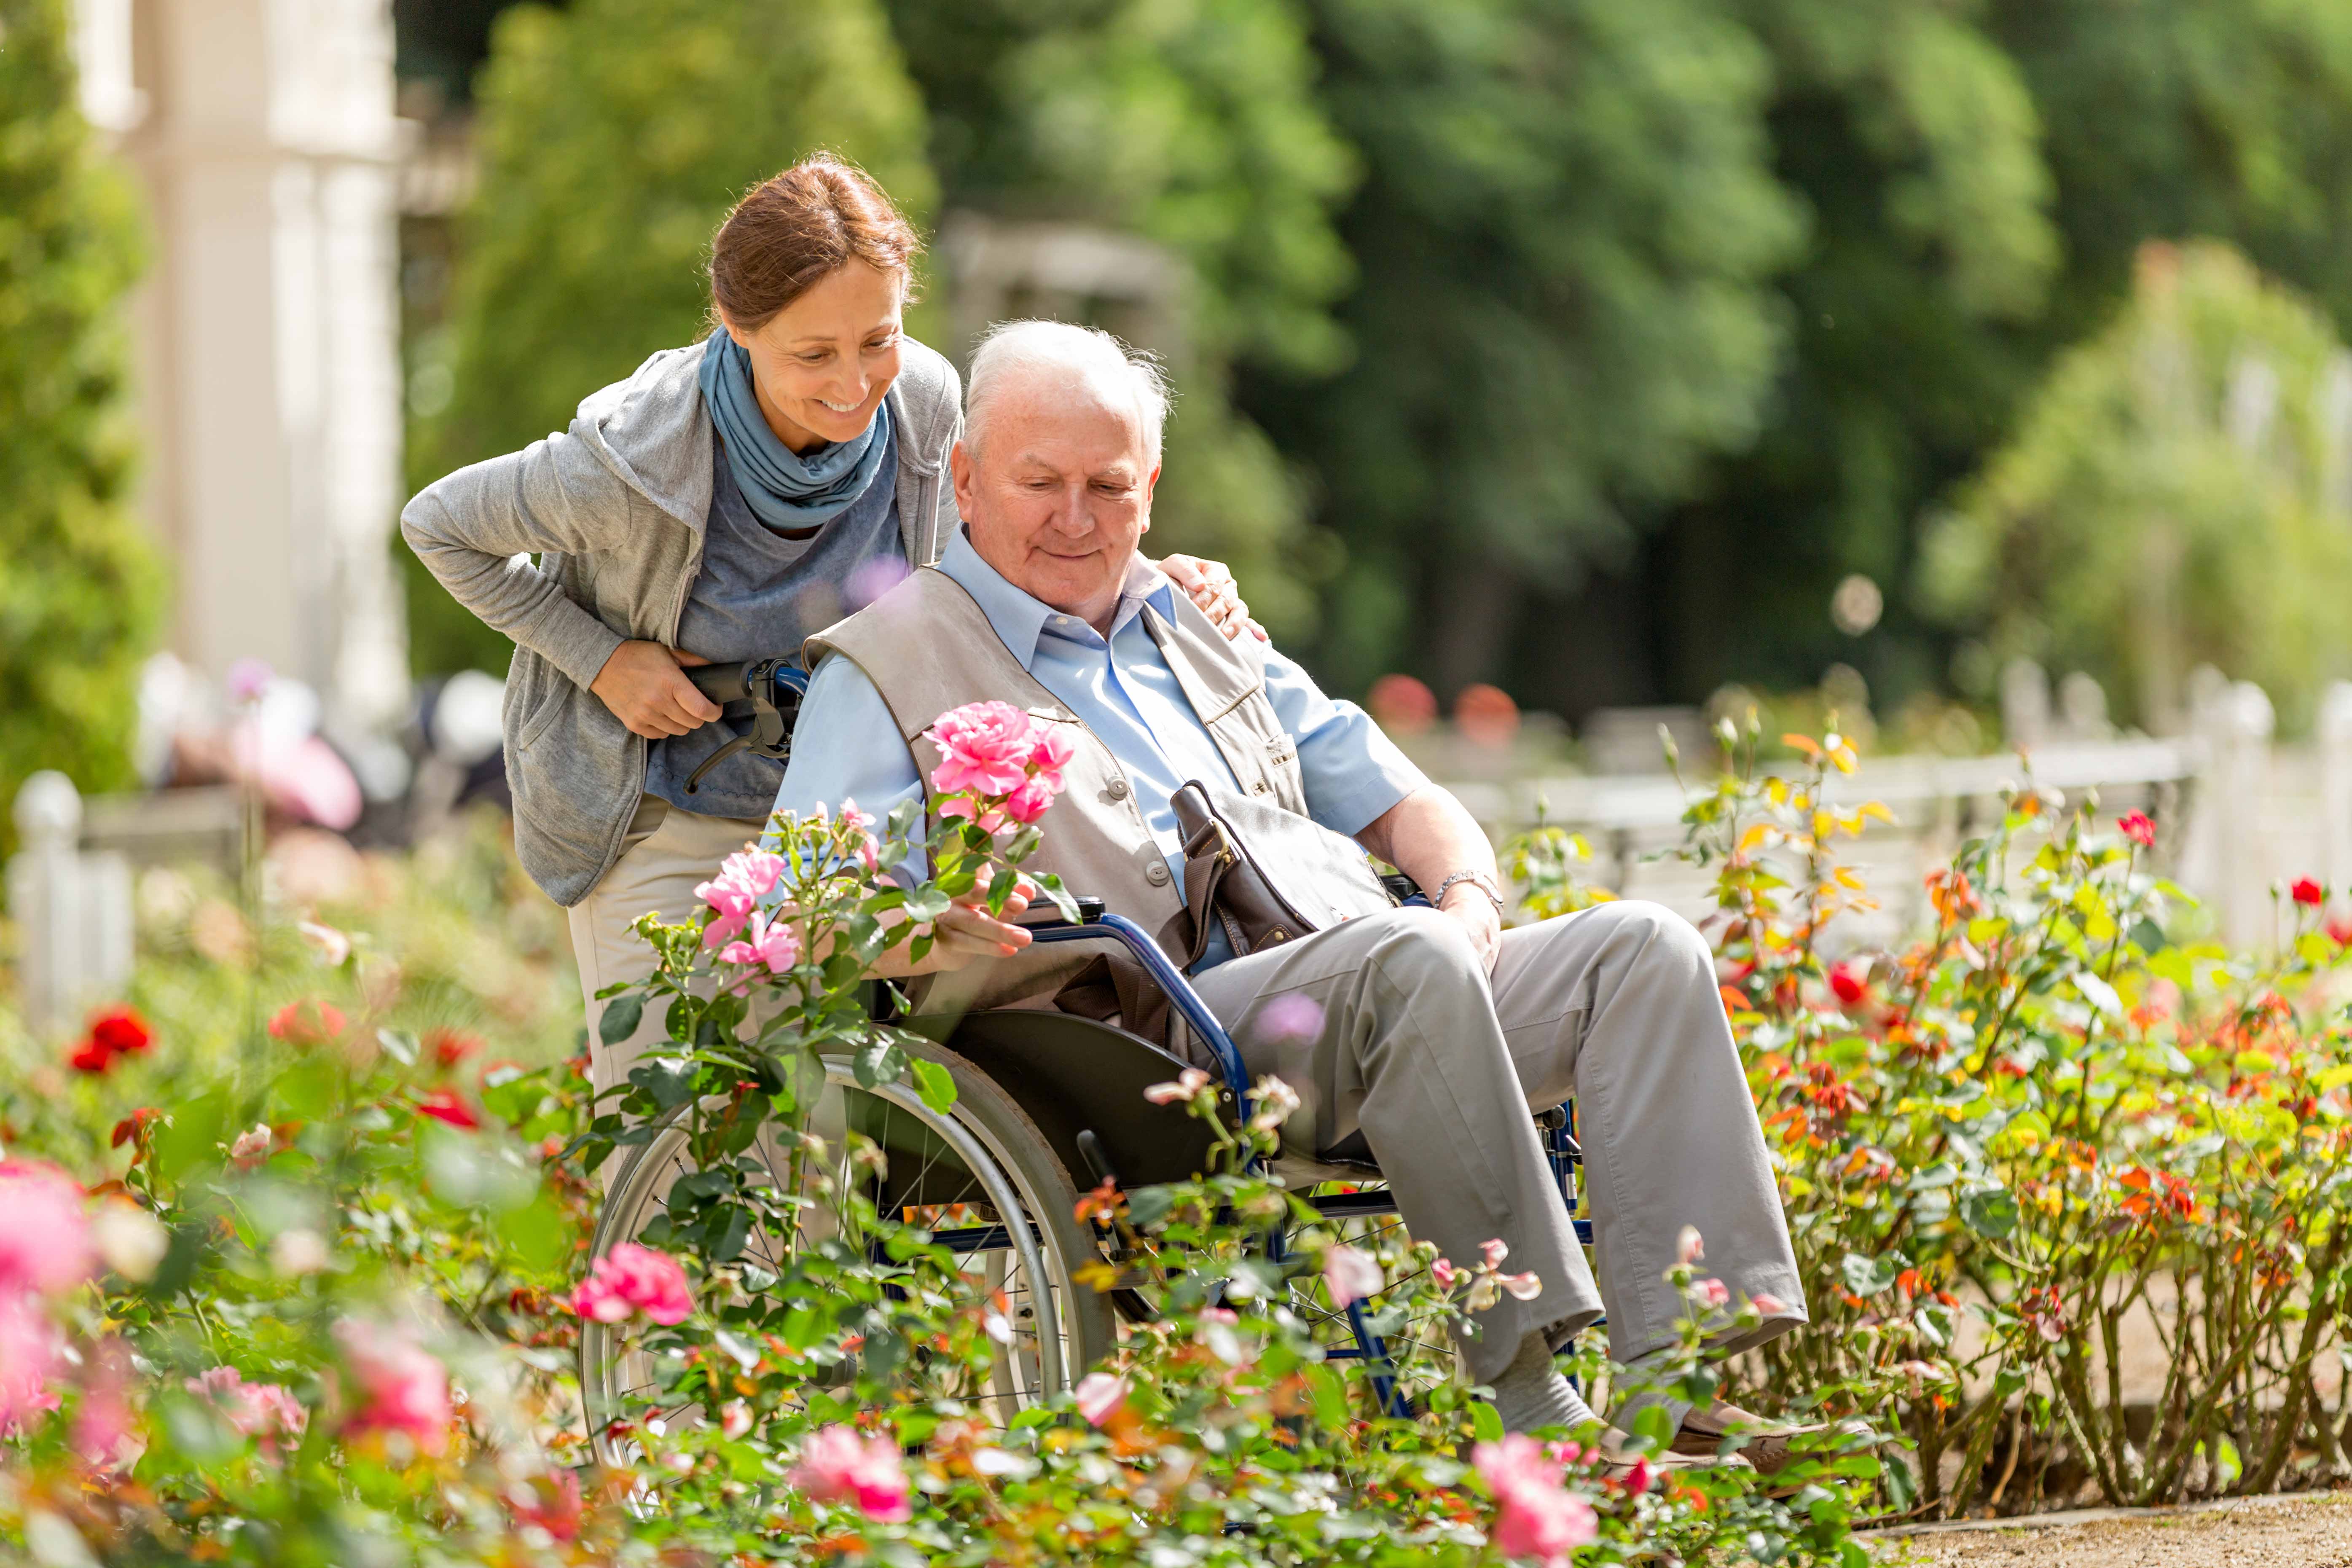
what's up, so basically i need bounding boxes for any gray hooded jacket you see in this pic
[400,338,962,905]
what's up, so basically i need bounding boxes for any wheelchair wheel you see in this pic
[580,1036,1117,1461]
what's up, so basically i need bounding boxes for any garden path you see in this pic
[1873,1490,2352,1565]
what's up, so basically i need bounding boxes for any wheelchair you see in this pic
[580,668,1591,1448]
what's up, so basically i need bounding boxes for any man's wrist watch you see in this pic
[1433,870,1505,916]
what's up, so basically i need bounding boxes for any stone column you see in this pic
[89,0,411,740]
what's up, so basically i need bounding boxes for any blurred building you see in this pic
[72,0,411,741]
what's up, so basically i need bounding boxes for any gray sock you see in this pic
[1489,1331,1600,1434]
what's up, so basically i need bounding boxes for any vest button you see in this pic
[1144,860,1171,886]
[1251,780,1270,795]
[1106,776,1130,800]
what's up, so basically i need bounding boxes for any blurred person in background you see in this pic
[400,155,1258,1096]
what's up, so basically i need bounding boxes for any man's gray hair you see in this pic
[965,319,1172,459]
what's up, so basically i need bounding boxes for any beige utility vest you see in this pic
[805,565,1310,1017]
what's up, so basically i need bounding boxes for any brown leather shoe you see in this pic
[1597,1424,1750,1483]
[1669,1401,1859,1482]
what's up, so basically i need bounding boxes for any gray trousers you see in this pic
[1187,900,1806,1383]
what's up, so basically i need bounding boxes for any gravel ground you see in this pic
[1871,1492,2352,1567]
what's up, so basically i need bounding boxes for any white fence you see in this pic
[1431,679,2352,953]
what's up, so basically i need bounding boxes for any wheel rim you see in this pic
[580,1056,1084,1460]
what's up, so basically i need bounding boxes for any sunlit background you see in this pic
[16,0,2352,998]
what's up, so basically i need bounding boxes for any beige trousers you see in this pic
[1186,900,1807,1383]
[567,794,770,1101]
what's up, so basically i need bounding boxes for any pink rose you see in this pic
[856,833,881,874]
[1432,1258,1459,1290]
[1144,1068,1210,1105]
[1481,1238,1510,1270]
[1028,725,1074,775]
[1004,773,1062,824]
[792,1424,912,1521]
[1752,1291,1789,1315]
[838,797,875,835]
[188,1366,307,1457]
[926,701,1040,798]
[696,849,786,948]
[0,1295,62,1433]
[718,911,802,978]
[0,1161,95,1296]
[1074,1371,1128,1428]
[1694,1277,1730,1308]
[333,1318,451,1454]
[937,795,1007,834]
[570,1243,693,1326]
[1500,1271,1545,1301]
[1474,1434,1600,1566]
[1675,1225,1704,1266]
[1324,1244,1383,1308]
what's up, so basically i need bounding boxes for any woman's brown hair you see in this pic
[709,154,923,332]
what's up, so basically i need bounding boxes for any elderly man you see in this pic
[775,320,1807,1455]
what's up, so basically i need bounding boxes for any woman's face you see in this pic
[725,260,905,454]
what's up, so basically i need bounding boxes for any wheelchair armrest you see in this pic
[1028,906,1254,1118]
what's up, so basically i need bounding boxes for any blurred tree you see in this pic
[1624,0,2352,725]
[885,0,1356,633]
[1235,0,1808,696]
[405,0,934,675]
[0,0,158,840]
[1622,0,2061,717]
[1918,242,2352,734]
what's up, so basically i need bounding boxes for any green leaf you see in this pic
[1124,1185,1175,1230]
[1841,1251,1898,1297]
[1308,1365,1352,1431]
[499,1192,572,1271]
[627,1057,698,1112]
[854,1037,907,1089]
[598,993,645,1046]
[1959,1187,2020,1238]
[1470,1399,1505,1443]
[910,1057,958,1114]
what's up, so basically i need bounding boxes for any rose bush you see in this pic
[19,704,2342,1560]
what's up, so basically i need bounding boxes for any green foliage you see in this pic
[1917,241,2352,732]
[1646,0,2352,716]
[0,0,159,835]
[886,0,1356,633]
[1512,728,2352,1512]
[404,0,935,675]
[1246,0,1807,691]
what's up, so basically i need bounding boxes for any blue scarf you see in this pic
[697,329,892,532]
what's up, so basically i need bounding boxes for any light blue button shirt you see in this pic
[773,527,1429,971]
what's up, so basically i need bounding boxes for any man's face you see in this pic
[952,370,1159,631]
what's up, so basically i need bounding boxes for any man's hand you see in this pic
[1160,554,1269,642]
[873,882,1037,977]
[590,640,722,738]
[1437,881,1502,971]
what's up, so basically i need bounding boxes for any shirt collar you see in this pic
[935,526,1176,668]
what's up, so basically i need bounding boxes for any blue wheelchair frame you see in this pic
[1007,910,1588,1420]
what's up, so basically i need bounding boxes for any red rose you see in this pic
[426,1028,483,1069]
[1827,960,1870,1007]
[267,999,347,1047]
[110,1108,162,1153]
[2292,878,2325,908]
[70,1005,155,1073]
[2328,918,2352,948]
[2116,811,2155,849]
[416,1090,481,1131]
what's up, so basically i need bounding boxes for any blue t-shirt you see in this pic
[644,423,903,819]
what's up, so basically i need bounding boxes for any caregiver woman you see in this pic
[400,156,1257,1093]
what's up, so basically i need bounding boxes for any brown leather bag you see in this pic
[1170,779,1398,967]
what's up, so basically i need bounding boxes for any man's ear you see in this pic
[1138,461,1162,535]
[950,440,978,522]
